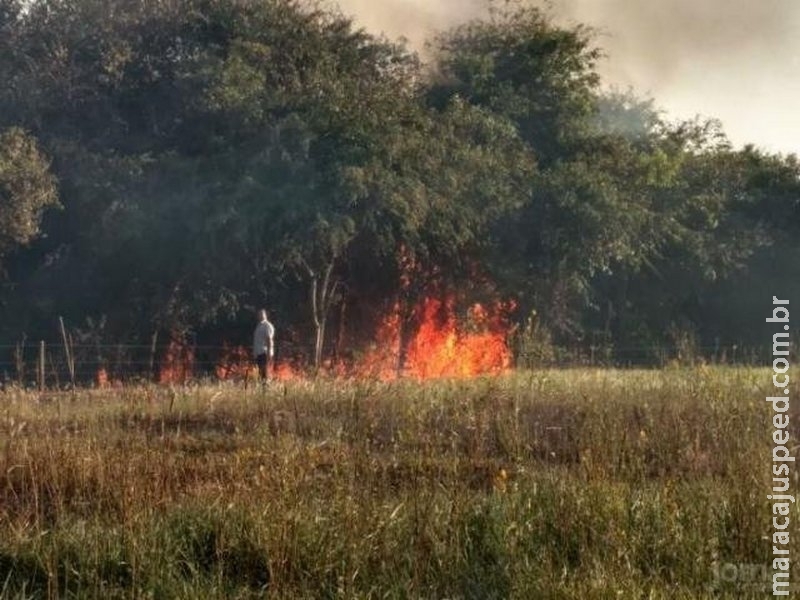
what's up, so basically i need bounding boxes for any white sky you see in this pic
[335,0,800,156]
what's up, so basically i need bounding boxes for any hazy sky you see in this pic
[335,0,800,156]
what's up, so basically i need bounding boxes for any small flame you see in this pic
[214,344,255,380]
[214,344,300,382]
[273,361,300,381]
[96,367,109,388]
[159,337,194,384]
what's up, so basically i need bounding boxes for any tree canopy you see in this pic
[0,0,797,372]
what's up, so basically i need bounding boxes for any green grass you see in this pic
[0,367,794,598]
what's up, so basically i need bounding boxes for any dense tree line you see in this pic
[0,0,798,373]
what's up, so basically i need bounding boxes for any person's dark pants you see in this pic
[255,353,269,381]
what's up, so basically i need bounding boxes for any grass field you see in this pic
[0,367,794,598]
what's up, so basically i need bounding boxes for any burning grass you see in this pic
[163,293,516,385]
[0,367,793,598]
[357,296,514,380]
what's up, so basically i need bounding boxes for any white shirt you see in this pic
[253,319,275,357]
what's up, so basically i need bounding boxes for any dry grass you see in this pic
[0,367,794,598]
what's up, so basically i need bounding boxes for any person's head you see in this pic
[258,309,268,322]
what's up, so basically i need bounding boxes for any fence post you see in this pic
[38,340,45,392]
[14,337,25,387]
[149,331,159,381]
[59,316,75,388]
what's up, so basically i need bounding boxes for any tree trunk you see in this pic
[314,318,326,369]
[335,298,347,363]
[149,330,159,381]
[310,260,337,371]
[395,289,417,378]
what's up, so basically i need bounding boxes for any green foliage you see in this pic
[0,0,797,362]
[0,127,59,262]
[428,8,792,351]
[428,2,601,164]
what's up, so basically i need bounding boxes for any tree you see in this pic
[191,1,423,367]
[342,97,534,370]
[428,2,600,165]
[0,0,794,369]
[428,8,654,337]
[0,127,59,266]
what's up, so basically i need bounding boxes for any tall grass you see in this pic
[0,367,793,598]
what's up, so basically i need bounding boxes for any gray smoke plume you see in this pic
[334,0,800,154]
[333,0,486,50]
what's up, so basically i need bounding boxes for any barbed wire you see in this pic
[0,337,780,391]
[0,342,771,351]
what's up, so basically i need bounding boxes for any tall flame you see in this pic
[358,295,513,380]
[173,271,514,384]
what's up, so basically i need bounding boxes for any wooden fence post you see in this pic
[38,340,45,392]
[59,316,75,388]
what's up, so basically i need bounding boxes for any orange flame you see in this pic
[167,280,513,385]
[273,361,301,381]
[96,367,109,388]
[95,367,122,388]
[358,295,513,380]
[159,338,194,384]
[214,344,301,382]
[214,344,255,380]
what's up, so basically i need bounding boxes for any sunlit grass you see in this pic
[0,367,793,598]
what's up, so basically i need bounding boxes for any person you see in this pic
[252,309,275,382]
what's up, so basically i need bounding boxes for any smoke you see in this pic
[333,0,486,50]
[333,0,800,154]
[547,0,800,154]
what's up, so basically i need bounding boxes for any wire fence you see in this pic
[0,341,312,389]
[0,338,777,391]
